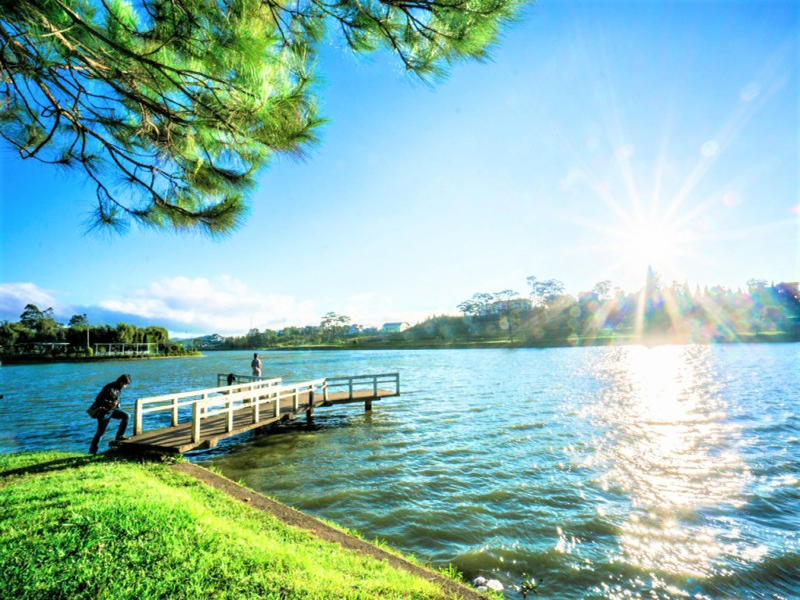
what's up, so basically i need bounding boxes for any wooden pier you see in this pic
[113,373,400,454]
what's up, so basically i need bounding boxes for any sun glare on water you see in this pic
[588,346,753,594]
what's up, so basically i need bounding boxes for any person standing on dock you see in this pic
[251,353,262,377]
[87,374,131,454]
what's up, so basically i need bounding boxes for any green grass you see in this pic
[0,453,462,599]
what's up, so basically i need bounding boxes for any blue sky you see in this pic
[1,0,797,335]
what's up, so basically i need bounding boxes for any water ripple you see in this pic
[2,345,798,598]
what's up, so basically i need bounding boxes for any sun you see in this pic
[588,210,699,286]
[571,206,699,289]
[619,217,684,271]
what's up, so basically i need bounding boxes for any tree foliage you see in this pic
[449,275,800,345]
[68,313,89,327]
[320,311,350,341]
[19,304,45,329]
[200,277,800,349]
[457,292,493,316]
[0,308,177,356]
[0,0,523,235]
[527,276,565,307]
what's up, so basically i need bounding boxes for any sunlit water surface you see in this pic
[1,345,797,598]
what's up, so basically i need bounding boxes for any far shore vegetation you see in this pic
[197,272,799,351]
[0,452,474,599]
[0,305,198,363]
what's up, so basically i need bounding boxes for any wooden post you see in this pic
[253,392,260,424]
[192,402,201,443]
[396,373,400,395]
[348,378,353,400]
[323,381,328,403]
[171,396,178,426]
[275,390,281,418]
[227,399,233,432]
[293,388,298,411]
[373,376,378,398]
[134,398,143,436]
[306,390,314,424]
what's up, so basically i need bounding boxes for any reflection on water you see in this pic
[586,346,755,597]
[1,346,798,598]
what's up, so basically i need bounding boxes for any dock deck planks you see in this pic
[113,388,396,454]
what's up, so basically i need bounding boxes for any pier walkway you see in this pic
[113,373,400,454]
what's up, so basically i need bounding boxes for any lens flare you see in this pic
[618,218,685,273]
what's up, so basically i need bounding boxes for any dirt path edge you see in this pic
[172,462,487,600]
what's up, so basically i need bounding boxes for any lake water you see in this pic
[1,345,797,599]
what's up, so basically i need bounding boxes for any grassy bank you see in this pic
[0,453,470,599]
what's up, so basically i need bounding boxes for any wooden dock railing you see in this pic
[215,373,280,387]
[323,373,400,409]
[128,372,400,451]
[190,379,324,443]
[134,377,282,436]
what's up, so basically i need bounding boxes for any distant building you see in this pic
[381,322,410,333]
[348,324,364,335]
[94,343,156,356]
[13,342,71,355]
[199,334,225,348]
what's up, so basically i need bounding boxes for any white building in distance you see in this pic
[381,322,410,333]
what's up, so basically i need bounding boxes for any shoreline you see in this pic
[0,353,202,366]
[0,452,486,599]
[173,461,486,599]
[206,333,799,352]
[5,334,796,364]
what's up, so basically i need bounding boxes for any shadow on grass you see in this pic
[0,455,101,479]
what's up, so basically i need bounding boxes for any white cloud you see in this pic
[0,278,452,335]
[0,283,70,320]
[347,292,375,304]
[99,276,318,334]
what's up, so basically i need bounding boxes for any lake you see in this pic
[1,345,797,599]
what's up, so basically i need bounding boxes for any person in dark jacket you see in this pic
[88,374,131,454]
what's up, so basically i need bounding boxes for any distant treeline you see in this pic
[192,311,355,349]
[208,312,354,350]
[0,304,192,357]
[205,273,800,350]
[412,273,800,345]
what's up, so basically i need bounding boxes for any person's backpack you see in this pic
[86,403,105,418]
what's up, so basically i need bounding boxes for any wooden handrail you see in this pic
[325,373,399,382]
[142,377,282,404]
[135,378,324,437]
[133,374,398,439]
[321,373,400,405]
[134,377,283,435]
[216,373,281,387]
[190,379,325,442]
